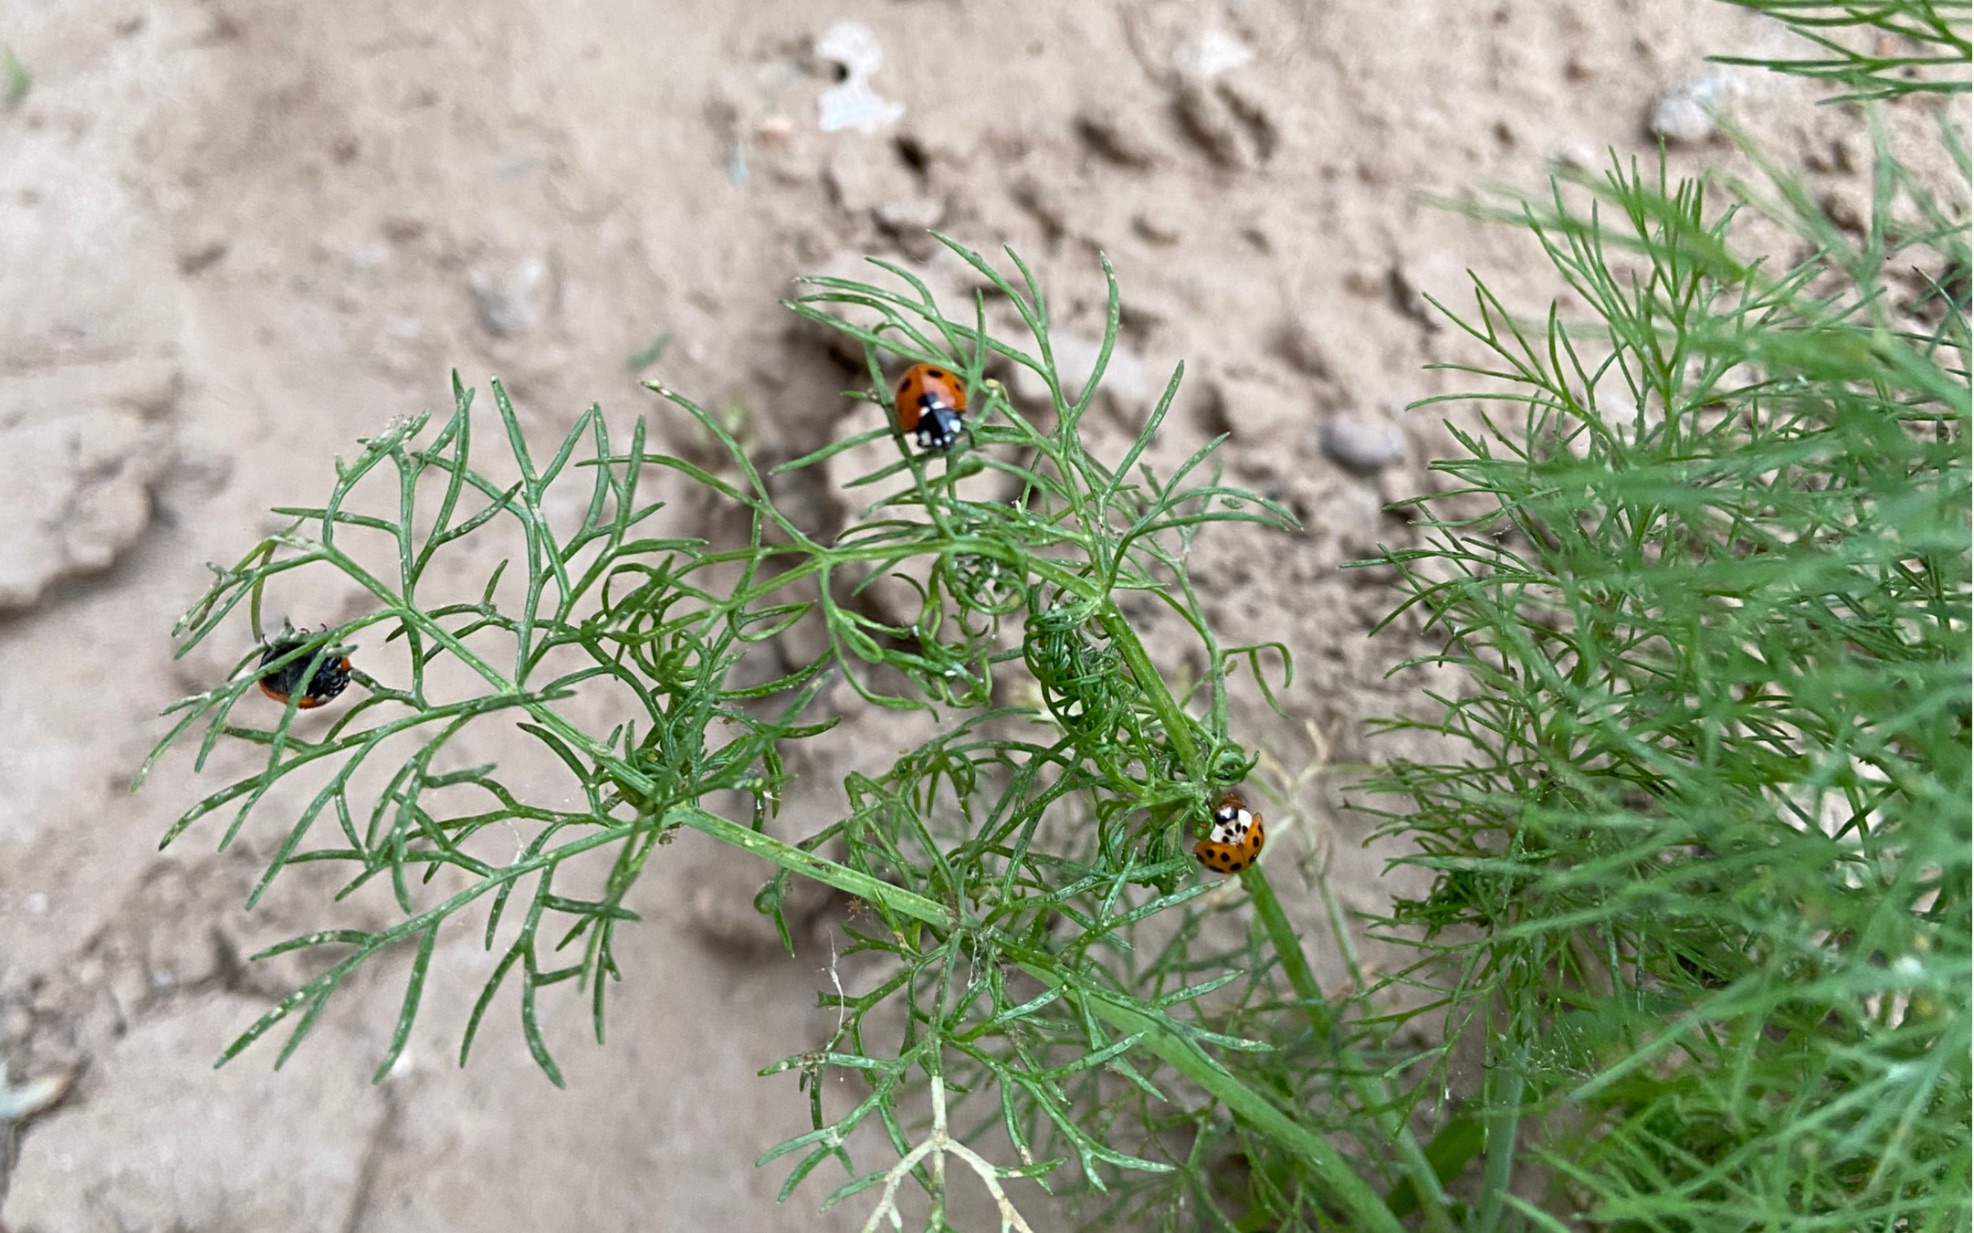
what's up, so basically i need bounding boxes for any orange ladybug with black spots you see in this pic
[1194,792,1265,875]
[892,362,967,450]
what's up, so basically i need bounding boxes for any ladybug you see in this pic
[1194,792,1265,875]
[892,362,967,451]
[257,635,353,709]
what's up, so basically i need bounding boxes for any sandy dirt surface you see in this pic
[0,1,1924,1229]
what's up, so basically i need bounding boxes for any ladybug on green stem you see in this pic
[258,635,353,709]
[1194,791,1265,875]
[892,362,967,451]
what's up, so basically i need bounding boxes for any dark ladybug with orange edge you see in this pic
[1194,791,1265,875]
[892,362,967,451]
[258,635,353,709]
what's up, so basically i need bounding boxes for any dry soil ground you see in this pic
[0,1,1925,1230]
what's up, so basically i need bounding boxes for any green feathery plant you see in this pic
[1354,18,1970,1233]
[140,239,1464,1231]
[139,4,1969,1228]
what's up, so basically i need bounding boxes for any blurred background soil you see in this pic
[0,2,1919,1229]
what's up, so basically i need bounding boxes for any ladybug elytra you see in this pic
[258,636,353,709]
[1194,792,1265,875]
[892,362,967,451]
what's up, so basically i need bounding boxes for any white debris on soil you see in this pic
[816,21,905,134]
[0,1060,73,1123]
[1174,28,1255,80]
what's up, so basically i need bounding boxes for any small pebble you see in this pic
[1321,411,1406,474]
[1174,28,1255,79]
[1387,250,1466,327]
[874,197,941,231]
[1202,370,1308,452]
[175,238,228,275]
[1818,186,1868,234]
[824,135,921,214]
[755,114,796,147]
[467,256,553,337]
[0,1061,74,1122]
[1548,139,1601,174]
[1649,71,1740,146]
[1342,265,1384,297]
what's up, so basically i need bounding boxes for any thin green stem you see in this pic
[673,806,954,930]
[1095,602,1203,780]
[1247,865,1457,1233]
[1474,1044,1527,1233]
[1245,866,1333,1039]
[1019,962,1407,1233]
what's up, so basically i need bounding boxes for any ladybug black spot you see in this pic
[926,368,945,380]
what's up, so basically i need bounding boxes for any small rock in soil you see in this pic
[175,238,228,275]
[1387,249,1468,326]
[1548,139,1601,173]
[1648,70,1741,146]
[1818,185,1869,234]
[0,403,172,612]
[874,196,945,258]
[467,254,554,336]
[1173,28,1255,79]
[1321,411,1407,474]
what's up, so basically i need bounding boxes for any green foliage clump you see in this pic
[1362,65,1970,1233]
